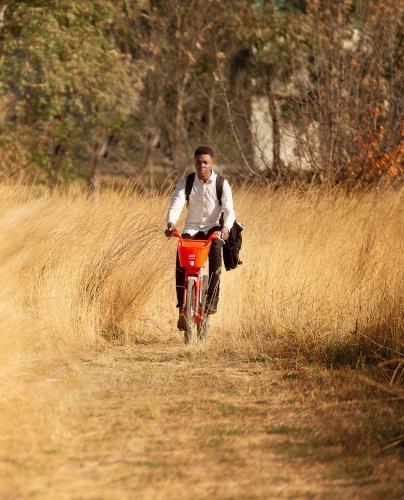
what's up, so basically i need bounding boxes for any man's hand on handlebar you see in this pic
[165,222,175,238]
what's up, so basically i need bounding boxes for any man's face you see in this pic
[195,154,213,181]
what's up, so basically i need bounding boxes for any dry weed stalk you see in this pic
[0,182,402,366]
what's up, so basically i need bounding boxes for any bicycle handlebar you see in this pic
[170,229,222,242]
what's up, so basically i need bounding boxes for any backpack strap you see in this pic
[216,174,224,207]
[185,172,195,205]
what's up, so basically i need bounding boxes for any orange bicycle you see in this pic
[172,229,221,344]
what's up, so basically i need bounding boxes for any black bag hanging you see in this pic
[185,172,243,271]
[223,220,243,271]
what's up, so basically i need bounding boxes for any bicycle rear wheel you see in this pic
[197,275,209,341]
[184,277,196,344]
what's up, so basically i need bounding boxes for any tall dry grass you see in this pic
[0,182,402,365]
[228,186,403,364]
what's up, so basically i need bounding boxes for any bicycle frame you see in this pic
[172,229,220,325]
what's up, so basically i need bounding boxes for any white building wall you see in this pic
[251,96,317,171]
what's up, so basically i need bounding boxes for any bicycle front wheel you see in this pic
[197,315,209,341]
[184,277,196,344]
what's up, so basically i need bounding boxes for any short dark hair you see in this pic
[194,145,214,158]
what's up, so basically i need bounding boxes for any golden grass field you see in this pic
[0,182,403,498]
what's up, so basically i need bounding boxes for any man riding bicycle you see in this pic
[165,145,236,331]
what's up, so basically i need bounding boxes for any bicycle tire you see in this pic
[200,275,209,308]
[184,277,196,344]
[197,275,209,341]
[197,315,209,341]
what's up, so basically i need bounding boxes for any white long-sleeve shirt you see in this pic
[166,170,236,235]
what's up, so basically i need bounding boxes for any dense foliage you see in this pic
[0,0,402,187]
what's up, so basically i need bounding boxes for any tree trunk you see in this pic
[267,82,281,177]
[143,129,161,187]
[0,3,8,36]
[172,66,191,167]
[87,139,109,198]
[207,87,215,139]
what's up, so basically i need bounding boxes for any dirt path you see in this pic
[0,339,402,499]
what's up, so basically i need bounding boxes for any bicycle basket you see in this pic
[178,239,212,268]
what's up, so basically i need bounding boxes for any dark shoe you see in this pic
[177,310,188,331]
[206,299,218,315]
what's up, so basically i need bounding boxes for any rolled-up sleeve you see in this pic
[166,176,187,226]
[221,180,236,230]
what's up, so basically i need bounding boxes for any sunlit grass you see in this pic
[0,181,402,363]
[0,181,402,497]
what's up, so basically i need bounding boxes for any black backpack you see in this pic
[185,171,224,206]
[185,172,243,271]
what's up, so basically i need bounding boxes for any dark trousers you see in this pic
[176,226,223,308]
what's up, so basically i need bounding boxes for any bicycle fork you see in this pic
[181,269,205,324]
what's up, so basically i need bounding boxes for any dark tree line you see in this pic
[0,0,402,189]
